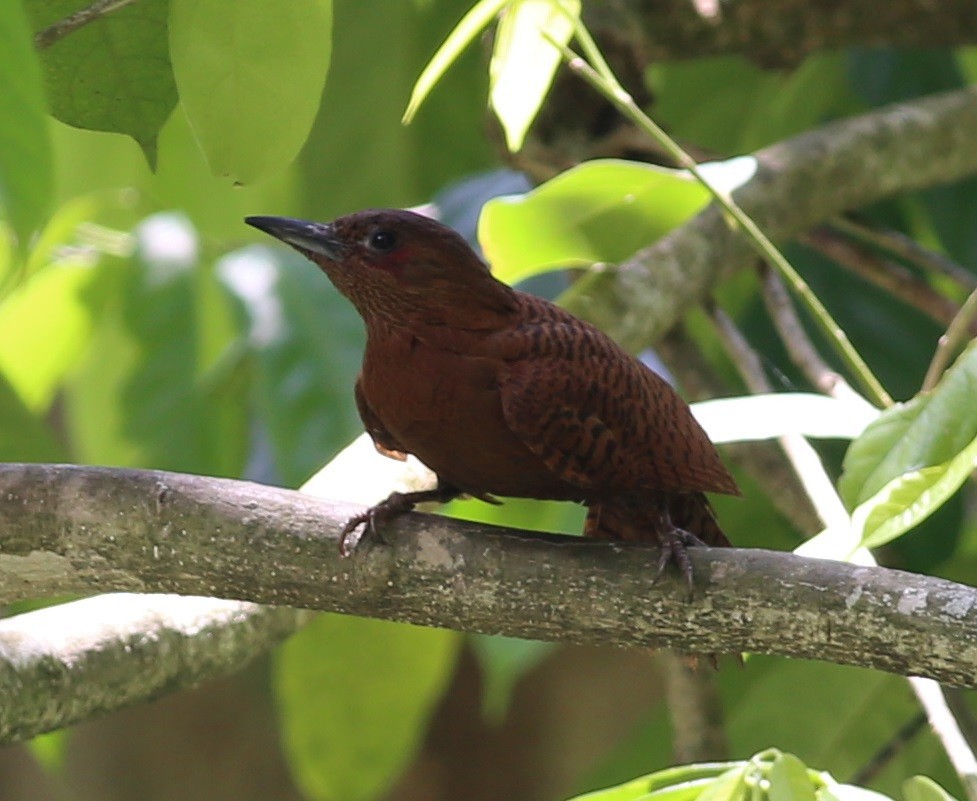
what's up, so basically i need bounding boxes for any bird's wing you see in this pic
[355,376,408,461]
[499,349,738,496]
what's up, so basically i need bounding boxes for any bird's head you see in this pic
[245,209,517,329]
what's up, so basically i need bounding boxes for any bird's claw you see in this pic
[653,526,705,599]
[338,493,410,557]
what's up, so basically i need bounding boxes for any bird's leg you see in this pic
[339,483,463,557]
[654,511,707,598]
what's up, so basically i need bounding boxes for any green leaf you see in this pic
[403,0,510,123]
[838,339,977,507]
[64,213,247,475]
[469,634,555,723]
[489,0,580,151]
[169,0,332,184]
[0,371,64,462]
[0,258,104,413]
[298,0,496,219]
[902,777,960,801]
[694,765,751,801]
[217,244,364,486]
[769,754,817,801]
[26,0,175,167]
[649,54,849,154]
[567,764,746,801]
[0,0,52,243]
[819,786,897,801]
[478,159,713,285]
[275,615,461,801]
[851,432,977,550]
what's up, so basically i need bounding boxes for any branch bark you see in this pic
[562,86,977,353]
[3,461,977,742]
[585,0,977,67]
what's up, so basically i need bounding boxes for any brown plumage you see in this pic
[246,209,739,585]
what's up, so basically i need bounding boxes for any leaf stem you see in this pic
[922,284,977,391]
[546,32,893,408]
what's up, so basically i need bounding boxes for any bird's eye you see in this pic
[368,230,397,251]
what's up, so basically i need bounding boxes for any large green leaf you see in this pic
[275,614,461,801]
[26,0,175,167]
[169,0,332,184]
[0,257,104,413]
[850,432,977,551]
[838,339,977,509]
[0,371,63,462]
[64,213,247,475]
[0,0,52,243]
[649,53,850,154]
[297,0,496,220]
[489,0,580,151]
[403,0,509,123]
[217,244,363,487]
[478,159,744,285]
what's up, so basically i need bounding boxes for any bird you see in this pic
[245,208,739,587]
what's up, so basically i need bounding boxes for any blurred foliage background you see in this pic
[2,0,977,800]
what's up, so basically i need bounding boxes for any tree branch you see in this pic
[0,595,306,745]
[562,87,977,353]
[585,0,977,68]
[4,461,977,735]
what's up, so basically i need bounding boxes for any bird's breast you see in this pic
[358,332,579,500]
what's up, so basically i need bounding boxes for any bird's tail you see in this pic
[584,491,731,548]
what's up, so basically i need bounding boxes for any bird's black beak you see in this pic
[245,215,346,260]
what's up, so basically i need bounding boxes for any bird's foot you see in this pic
[339,492,416,557]
[338,485,463,557]
[654,526,706,598]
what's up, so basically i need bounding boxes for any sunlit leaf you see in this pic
[819,785,897,801]
[275,614,461,801]
[0,259,103,412]
[478,159,754,285]
[691,393,879,444]
[567,764,746,801]
[838,339,977,508]
[26,0,174,166]
[0,0,52,243]
[403,0,510,123]
[769,753,817,801]
[489,0,580,151]
[902,776,960,801]
[850,432,977,551]
[170,0,332,183]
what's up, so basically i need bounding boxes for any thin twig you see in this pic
[830,217,977,294]
[707,311,977,797]
[34,0,138,49]
[850,713,927,786]
[758,263,865,402]
[548,29,892,407]
[707,304,850,529]
[922,285,977,391]
[656,327,822,533]
[910,677,977,801]
[801,228,969,332]
[661,652,728,763]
